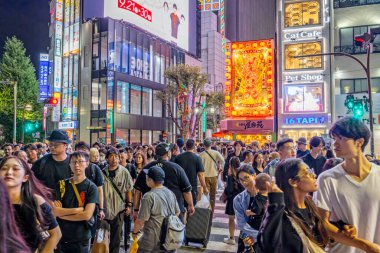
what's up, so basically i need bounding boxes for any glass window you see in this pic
[114,22,122,72]
[101,32,107,70]
[115,129,129,146]
[355,79,368,93]
[153,131,161,143]
[130,129,141,145]
[153,90,163,117]
[108,19,115,70]
[121,26,129,74]
[340,28,353,46]
[116,81,129,113]
[142,87,152,116]
[372,78,380,93]
[100,77,107,110]
[285,42,322,70]
[92,79,100,110]
[284,84,324,112]
[130,84,141,115]
[285,1,320,28]
[154,54,161,83]
[143,48,151,80]
[142,130,151,145]
[340,79,354,94]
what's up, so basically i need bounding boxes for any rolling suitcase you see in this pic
[185,207,213,248]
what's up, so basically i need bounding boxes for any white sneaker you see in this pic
[223,237,236,245]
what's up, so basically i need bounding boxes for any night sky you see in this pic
[0,0,49,75]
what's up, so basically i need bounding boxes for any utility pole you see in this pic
[0,80,17,143]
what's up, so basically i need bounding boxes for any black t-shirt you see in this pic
[297,149,310,158]
[124,163,138,180]
[174,152,204,190]
[301,153,326,177]
[31,154,71,191]
[86,163,104,187]
[13,202,58,251]
[55,178,98,242]
[247,193,268,230]
[134,159,192,212]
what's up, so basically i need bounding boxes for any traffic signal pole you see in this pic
[295,51,375,156]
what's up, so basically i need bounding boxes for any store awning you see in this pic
[212,131,226,138]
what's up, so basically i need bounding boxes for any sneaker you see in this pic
[223,237,236,245]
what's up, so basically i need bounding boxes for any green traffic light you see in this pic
[347,101,354,109]
[353,100,364,118]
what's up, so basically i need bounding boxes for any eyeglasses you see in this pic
[70,160,87,165]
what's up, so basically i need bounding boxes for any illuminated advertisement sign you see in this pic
[225,40,275,118]
[39,54,50,102]
[283,114,328,125]
[284,84,324,113]
[104,0,189,51]
[54,56,62,91]
[283,29,322,42]
[199,0,221,11]
[284,73,324,82]
[221,119,274,133]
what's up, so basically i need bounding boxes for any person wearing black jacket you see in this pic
[223,141,244,181]
[255,158,329,253]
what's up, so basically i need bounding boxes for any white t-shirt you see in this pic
[314,163,380,253]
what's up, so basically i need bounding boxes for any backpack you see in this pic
[154,191,185,251]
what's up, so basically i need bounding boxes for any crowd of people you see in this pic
[0,116,379,253]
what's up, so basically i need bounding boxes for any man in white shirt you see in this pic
[314,117,380,253]
[199,138,225,212]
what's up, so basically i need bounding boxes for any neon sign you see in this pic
[284,116,327,125]
[284,30,322,41]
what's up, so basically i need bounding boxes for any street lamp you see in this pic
[0,80,17,143]
[294,28,379,156]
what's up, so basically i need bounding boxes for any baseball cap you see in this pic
[296,137,307,145]
[144,166,165,183]
[203,138,213,147]
[155,143,170,156]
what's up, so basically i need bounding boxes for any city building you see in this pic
[47,0,199,145]
[332,0,380,155]
[277,0,333,143]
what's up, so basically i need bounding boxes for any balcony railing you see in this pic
[334,43,380,54]
[334,0,380,8]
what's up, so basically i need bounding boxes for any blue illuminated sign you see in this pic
[39,54,50,102]
[284,116,327,125]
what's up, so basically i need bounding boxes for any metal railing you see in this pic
[334,0,380,8]
[334,43,380,54]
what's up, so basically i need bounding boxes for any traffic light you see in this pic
[344,94,355,112]
[353,100,364,118]
[44,97,59,107]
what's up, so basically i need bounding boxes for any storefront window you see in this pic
[142,87,152,116]
[284,84,324,112]
[91,79,100,110]
[100,77,107,110]
[130,129,141,145]
[340,78,380,94]
[284,1,320,28]
[116,81,129,113]
[142,130,151,145]
[130,84,141,115]
[153,131,161,143]
[115,129,129,146]
[285,42,322,70]
[153,90,163,117]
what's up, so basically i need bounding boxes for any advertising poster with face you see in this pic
[284,84,324,113]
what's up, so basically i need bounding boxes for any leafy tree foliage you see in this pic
[0,37,42,143]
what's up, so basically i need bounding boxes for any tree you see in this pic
[206,92,225,131]
[157,64,210,139]
[0,37,42,143]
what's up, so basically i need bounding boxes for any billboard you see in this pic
[284,84,324,113]
[104,0,189,51]
[225,40,275,118]
[39,54,50,102]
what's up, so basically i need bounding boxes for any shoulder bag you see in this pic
[70,179,96,229]
[205,150,222,173]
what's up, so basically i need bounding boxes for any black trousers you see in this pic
[106,214,123,253]
[56,239,90,253]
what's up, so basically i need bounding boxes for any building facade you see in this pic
[48,0,200,145]
[332,0,380,155]
[277,0,333,143]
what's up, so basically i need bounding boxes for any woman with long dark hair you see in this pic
[252,153,266,174]
[0,178,31,253]
[134,151,147,176]
[0,156,62,253]
[223,156,244,245]
[146,145,155,163]
[256,158,329,253]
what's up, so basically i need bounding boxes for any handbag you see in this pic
[219,191,228,203]
[70,179,96,228]
[91,220,110,253]
[34,219,50,253]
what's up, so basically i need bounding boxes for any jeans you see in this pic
[56,239,90,253]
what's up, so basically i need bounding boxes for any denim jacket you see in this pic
[233,190,258,236]
[263,158,280,177]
